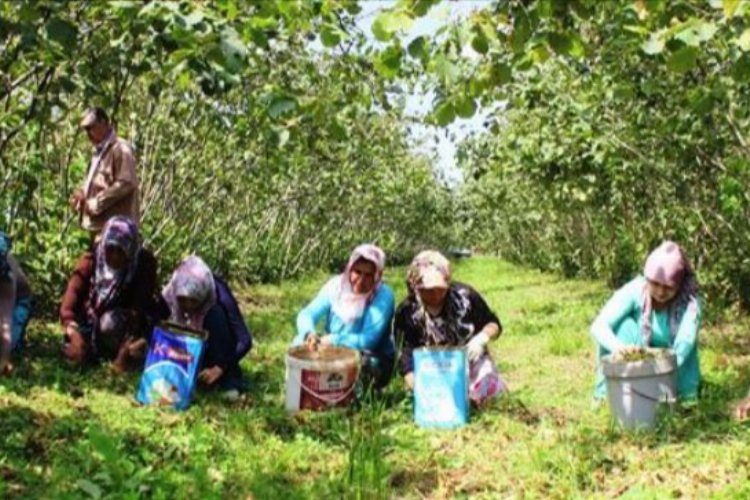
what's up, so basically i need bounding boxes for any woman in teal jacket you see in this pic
[590,241,701,400]
[293,244,395,390]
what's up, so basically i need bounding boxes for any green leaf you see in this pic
[46,18,78,51]
[77,479,102,499]
[320,25,342,47]
[109,1,138,11]
[408,36,429,62]
[267,96,297,118]
[690,92,714,115]
[471,33,489,54]
[182,10,205,27]
[547,32,585,59]
[372,10,413,42]
[723,0,741,18]
[220,28,247,72]
[674,20,717,47]
[374,46,403,78]
[469,77,489,97]
[344,1,362,15]
[432,54,460,85]
[454,96,477,119]
[547,32,572,55]
[371,16,391,41]
[488,63,512,86]
[735,29,750,51]
[531,45,550,63]
[731,53,750,82]
[432,100,455,126]
[537,0,554,18]
[666,46,698,73]
[276,128,290,148]
[329,120,348,140]
[408,0,440,17]
[510,14,531,53]
[641,34,664,55]
[613,85,634,101]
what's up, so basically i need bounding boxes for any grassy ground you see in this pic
[2,256,750,498]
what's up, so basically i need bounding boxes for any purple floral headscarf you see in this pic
[90,216,140,315]
[162,255,216,330]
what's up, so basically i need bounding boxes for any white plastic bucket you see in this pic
[285,346,360,413]
[601,349,677,430]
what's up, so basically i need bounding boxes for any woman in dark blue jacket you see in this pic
[156,256,251,398]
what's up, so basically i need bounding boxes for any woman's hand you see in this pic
[69,189,84,212]
[0,359,13,376]
[467,331,490,362]
[404,372,415,390]
[305,332,320,350]
[127,337,147,358]
[199,366,224,386]
[63,325,87,365]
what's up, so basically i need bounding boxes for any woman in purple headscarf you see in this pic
[590,241,701,399]
[60,216,158,371]
[157,255,252,398]
[293,244,396,390]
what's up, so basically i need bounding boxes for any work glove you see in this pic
[466,331,490,362]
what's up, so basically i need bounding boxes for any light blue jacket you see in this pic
[293,277,396,357]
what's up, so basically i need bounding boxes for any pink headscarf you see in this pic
[331,244,386,324]
[641,241,699,345]
[162,255,217,330]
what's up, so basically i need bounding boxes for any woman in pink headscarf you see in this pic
[293,244,396,390]
[590,241,701,400]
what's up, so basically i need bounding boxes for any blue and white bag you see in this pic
[136,323,206,411]
[413,347,470,429]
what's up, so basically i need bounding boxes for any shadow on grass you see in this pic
[4,327,144,399]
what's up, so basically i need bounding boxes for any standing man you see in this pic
[69,107,139,240]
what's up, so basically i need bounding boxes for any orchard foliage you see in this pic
[0,1,456,311]
[369,0,750,309]
[5,0,750,312]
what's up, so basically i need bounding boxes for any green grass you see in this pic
[2,256,750,498]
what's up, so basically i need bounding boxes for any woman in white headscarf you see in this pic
[293,244,396,390]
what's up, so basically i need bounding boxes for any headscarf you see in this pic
[90,216,140,315]
[407,250,475,346]
[406,250,451,295]
[640,241,700,345]
[0,231,12,281]
[331,244,386,324]
[162,255,216,330]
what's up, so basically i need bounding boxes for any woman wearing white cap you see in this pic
[395,250,507,404]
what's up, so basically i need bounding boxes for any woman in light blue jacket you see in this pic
[591,241,701,400]
[293,244,395,390]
